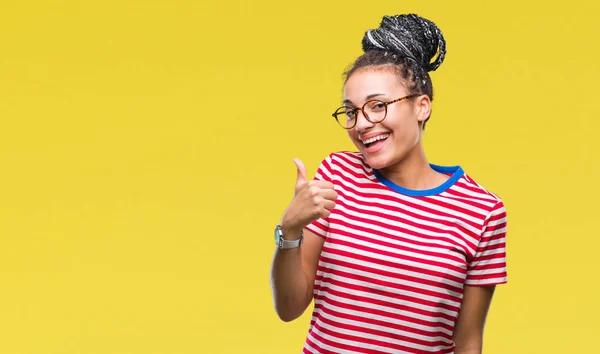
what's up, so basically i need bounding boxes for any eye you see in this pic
[370,102,386,111]
[345,109,357,120]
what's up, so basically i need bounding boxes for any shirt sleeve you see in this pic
[465,200,508,286]
[304,153,335,238]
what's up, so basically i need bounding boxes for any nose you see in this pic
[354,108,375,132]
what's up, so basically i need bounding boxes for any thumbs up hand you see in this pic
[281,158,338,239]
[293,158,310,195]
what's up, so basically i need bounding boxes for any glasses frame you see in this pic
[331,94,419,130]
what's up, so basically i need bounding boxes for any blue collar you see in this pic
[373,164,464,197]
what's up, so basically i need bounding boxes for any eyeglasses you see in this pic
[331,94,418,129]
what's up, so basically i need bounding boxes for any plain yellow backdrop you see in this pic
[1,1,598,353]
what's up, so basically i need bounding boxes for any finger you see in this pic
[322,199,336,210]
[319,209,331,219]
[320,189,338,201]
[293,158,308,186]
[310,180,335,189]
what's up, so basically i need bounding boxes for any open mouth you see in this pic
[362,133,390,149]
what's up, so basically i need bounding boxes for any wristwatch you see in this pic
[274,225,304,249]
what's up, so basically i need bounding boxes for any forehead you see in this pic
[343,67,407,101]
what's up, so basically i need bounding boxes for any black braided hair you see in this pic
[344,14,447,130]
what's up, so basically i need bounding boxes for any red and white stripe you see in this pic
[304,152,507,354]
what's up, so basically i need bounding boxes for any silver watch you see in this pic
[274,225,303,249]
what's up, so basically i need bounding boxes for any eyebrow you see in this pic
[343,93,386,105]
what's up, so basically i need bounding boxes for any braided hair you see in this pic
[345,14,447,130]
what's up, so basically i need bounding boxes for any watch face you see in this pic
[274,225,282,244]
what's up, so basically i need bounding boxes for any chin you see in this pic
[363,145,412,170]
[363,153,393,170]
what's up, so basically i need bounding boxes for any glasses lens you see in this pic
[364,100,387,123]
[333,106,355,129]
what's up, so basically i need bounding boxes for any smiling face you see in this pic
[343,67,431,170]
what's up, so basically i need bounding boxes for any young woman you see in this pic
[270,13,507,354]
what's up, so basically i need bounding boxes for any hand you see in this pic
[280,158,338,239]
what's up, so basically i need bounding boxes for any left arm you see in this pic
[452,285,496,354]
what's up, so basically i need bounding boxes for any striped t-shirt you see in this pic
[303,151,508,354]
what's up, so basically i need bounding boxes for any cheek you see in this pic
[392,127,418,145]
[384,121,420,149]
[387,115,417,136]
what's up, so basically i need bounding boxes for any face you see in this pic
[342,68,431,170]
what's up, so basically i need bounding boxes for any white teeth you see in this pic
[362,134,390,145]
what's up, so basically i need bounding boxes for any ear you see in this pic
[414,94,431,123]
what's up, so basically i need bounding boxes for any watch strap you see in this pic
[275,225,304,249]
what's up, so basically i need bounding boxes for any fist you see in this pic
[281,158,338,237]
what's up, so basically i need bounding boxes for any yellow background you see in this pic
[1,1,598,353]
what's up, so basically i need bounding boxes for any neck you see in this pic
[377,142,448,191]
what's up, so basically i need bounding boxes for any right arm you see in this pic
[270,228,325,322]
[269,158,337,322]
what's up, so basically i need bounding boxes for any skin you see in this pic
[344,67,448,189]
[270,66,496,354]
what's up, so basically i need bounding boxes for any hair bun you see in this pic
[361,14,446,72]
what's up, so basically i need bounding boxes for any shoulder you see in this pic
[321,150,367,167]
[455,172,506,216]
[318,151,371,174]
[313,151,372,182]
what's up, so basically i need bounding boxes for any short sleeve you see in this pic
[465,200,508,286]
[304,154,335,238]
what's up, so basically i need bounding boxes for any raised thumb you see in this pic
[293,158,308,185]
